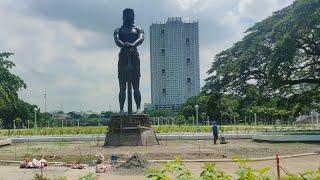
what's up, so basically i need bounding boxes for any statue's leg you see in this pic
[132,77,141,110]
[119,77,126,113]
[118,52,127,113]
[132,51,141,112]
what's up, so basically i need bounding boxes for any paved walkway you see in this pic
[0,154,319,179]
[2,132,320,143]
[2,133,256,143]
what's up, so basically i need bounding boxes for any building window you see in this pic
[161,49,165,56]
[187,78,191,83]
[162,69,165,73]
[186,38,190,45]
[186,58,191,63]
[162,88,166,93]
[160,29,165,34]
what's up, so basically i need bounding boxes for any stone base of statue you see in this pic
[104,114,159,146]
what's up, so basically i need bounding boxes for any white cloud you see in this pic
[0,0,295,113]
[0,3,120,112]
[176,0,212,12]
[237,0,293,20]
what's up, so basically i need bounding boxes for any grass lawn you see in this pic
[0,124,318,136]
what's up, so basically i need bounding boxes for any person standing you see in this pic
[212,120,219,144]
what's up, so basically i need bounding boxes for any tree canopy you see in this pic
[204,0,320,97]
[0,52,33,128]
[181,0,320,125]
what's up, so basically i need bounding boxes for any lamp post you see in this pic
[195,104,199,133]
[34,107,39,129]
[44,92,47,128]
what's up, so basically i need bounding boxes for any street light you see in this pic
[34,107,39,129]
[44,92,47,128]
[195,104,199,133]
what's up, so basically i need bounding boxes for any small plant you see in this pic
[78,172,95,180]
[146,156,195,180]
[200,163,231,180]
[53,176,68,180]
[280,168,320,180]
[165,156,194,180]
[233,156,271,180]
[32,173,50,180]
[145,166,169,180]
[145,156,320,180]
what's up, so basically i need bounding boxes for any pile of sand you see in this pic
[117,153,147,170]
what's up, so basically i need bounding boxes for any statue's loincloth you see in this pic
[118,50,141,81]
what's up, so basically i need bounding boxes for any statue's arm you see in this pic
[131,27,145,47]
[114,28,124,48]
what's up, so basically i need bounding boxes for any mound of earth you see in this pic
[117,153,147,170]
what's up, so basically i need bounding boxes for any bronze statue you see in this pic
[114,8,144,114]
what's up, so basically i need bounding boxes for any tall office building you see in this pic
[150,17,200,111]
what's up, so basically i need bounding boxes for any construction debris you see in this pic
[95,153,105,164]
[117,152,147,169]
[95,153,113,173]
[95,163,113,174]
[20,158,47,168]
[69,163,88,169]
[95,164,107,173]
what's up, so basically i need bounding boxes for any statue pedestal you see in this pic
[104,114,159,146]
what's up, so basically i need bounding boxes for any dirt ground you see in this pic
[0,155,319,180]
[0,139,319,161]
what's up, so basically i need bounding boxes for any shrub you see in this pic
[200,163,231,180]
[78,172,95,180]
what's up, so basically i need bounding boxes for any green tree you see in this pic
[0,52,26,128]
[204,0,320,122]
[179,93,209,122]
[145,108,172,117]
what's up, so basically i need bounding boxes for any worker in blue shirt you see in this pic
[212,120,219,144]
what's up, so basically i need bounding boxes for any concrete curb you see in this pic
[252,135,320,142]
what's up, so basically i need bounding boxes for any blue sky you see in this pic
[0,0,293,112]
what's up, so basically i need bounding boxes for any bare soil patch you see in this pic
[0,139,319,162]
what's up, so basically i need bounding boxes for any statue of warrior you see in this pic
[114,8,144,114]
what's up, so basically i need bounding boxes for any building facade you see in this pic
[150,17,200,111]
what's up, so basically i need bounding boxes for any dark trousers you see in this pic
[213,133,218,144]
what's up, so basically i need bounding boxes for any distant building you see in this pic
[296,110,319,124]
[52,113,71,120]
[150,17,200,111]
[67,111,82,119]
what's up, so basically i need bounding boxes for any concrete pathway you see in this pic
[2,131,320,143]
[0,154,319,179]
[2,133,256,143]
